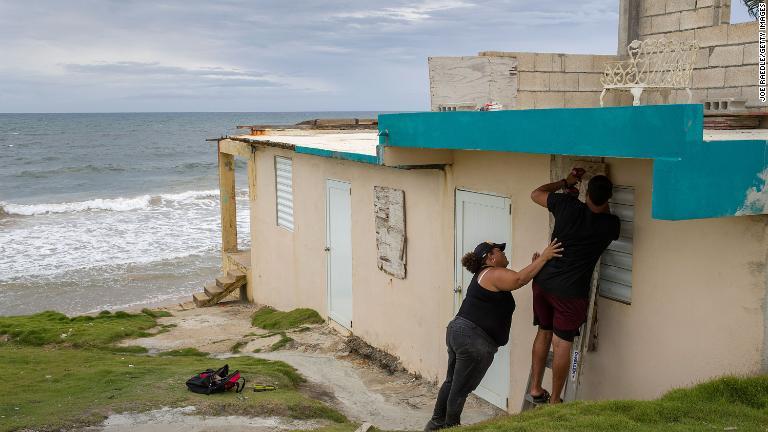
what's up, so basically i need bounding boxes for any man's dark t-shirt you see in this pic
[534,193,621,298]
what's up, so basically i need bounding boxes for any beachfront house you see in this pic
[199,0,768,413]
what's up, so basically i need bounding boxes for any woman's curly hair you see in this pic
[461,251,484,274]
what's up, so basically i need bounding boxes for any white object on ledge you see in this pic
[600,38,699,107]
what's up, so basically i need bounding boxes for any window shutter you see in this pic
[599,186,634,304]
[275,156,294,231]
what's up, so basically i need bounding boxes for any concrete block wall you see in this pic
[639,0,730,37]
[478,51,628,109]
[624,0,766,107]
[631,19,764,107]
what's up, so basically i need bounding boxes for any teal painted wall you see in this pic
[294,146,380,165]
[653,139,768,220]
[379,105,701,160]
[378,105,768,220]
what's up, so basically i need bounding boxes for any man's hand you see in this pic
[566,168,586,186]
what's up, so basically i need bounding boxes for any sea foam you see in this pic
[0,189,222,216]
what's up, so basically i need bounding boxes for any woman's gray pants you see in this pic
[425,316,498,430]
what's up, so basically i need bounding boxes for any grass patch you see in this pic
[251,307,323,331]
[230,341,247,353]
[0,310,157,349]
[100,345,149,354]
[257,331,281,338]
[0,344,346,431]
[253,348,262,353]
[159,348,209,357]
[141,308,173,318]
[271,334,294,351]
[461,375,768,432]
[0,310,346,430]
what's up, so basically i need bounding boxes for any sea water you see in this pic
[0,112,381,315]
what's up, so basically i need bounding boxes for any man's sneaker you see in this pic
[524,389,551,405]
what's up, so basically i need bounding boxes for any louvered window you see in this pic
[599,186,634,304]
[275,156,294,231]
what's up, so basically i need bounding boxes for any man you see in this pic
[527,170,620,404]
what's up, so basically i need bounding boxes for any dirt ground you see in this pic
[108,301,504,431]
[83,406,330,432]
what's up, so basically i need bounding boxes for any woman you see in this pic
[425,239,563,431]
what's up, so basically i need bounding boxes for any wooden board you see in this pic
[428,56,518,111]
[374,186,406,279]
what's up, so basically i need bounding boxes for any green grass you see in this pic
[251,307,323,331]
[0,345,346,431]
[231,341,247,353]
[0,309,347,431]
[141,308,173,318]
[461,375,768,432]
[159,348,209,357]
[271,334,294,351]
[0,310,157,348]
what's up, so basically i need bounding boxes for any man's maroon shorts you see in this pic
[532,283,589,342]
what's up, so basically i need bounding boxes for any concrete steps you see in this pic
[193,269,247,307]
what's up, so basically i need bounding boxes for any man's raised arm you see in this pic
[530,169,583,208]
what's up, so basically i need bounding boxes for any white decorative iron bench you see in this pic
[600,39,699,107]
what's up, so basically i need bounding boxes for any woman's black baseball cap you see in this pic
[473,241,506,260]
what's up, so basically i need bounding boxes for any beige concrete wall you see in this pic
[247,146,768,411]
[249,146,456,377]
[579,157,768,400]
[477,52,622,109]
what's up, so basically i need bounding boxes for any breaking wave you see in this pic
[0,189,221,216]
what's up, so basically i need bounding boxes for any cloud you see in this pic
[333,0,475,23]
[62,62,282,87]
[0,0,620,112]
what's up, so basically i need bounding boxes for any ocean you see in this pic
[0,112,382,316]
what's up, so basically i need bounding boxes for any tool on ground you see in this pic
[253,384,277,392]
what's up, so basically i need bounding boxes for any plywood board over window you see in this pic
[374,186,406,279]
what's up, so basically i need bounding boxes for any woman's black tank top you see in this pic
[456,267,516,347]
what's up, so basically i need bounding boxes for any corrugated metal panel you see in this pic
[275,156,294,231]
[599,186,634,304]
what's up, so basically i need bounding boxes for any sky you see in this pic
[0,1,755,113]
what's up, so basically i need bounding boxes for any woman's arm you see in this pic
[487,239,562,292]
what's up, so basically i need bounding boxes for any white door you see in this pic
[455,189,512,410]
[326,180,353,330]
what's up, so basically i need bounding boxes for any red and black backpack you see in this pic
[186,364,245,394]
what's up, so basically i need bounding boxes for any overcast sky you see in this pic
[0,1,755,113]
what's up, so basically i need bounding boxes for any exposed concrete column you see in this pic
[244,148,257,302]
[247,147,258,202]
[618,0,641,56]
[218,145,237,261]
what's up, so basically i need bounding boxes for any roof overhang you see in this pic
[378,105,768,220]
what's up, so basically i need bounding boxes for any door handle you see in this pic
[324,247,331,252]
